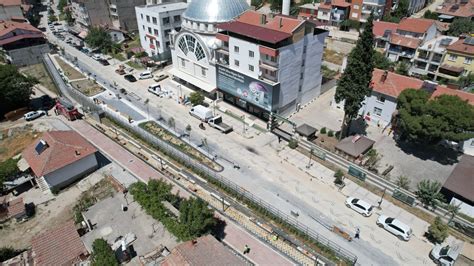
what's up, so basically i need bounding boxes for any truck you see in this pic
[208,116,233,133]
[54,97,80,121]
[430,244,461,266]
[189,105,213,122]
[148,84,164,96]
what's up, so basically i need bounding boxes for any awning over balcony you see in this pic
[439,64,464,74]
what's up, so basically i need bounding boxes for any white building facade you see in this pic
[136,2,187,58]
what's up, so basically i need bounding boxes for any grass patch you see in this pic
[54,56,85,80]
[19,63,60,95]
[323,49,345,65]
[139,121,221,171]
[125,60,144,70]
[110,52,126,62]
[321,65,338,80]
[70,79,105,97]
[72,178,115,224]
[0,128,37,161]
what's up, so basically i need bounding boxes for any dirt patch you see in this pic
[0,126,38,161]
[323,49,345,66]
[72,178,115,224]
[54,56,85,80]
[19,64,59,95]
[312,133,339,152]
[70,79,105,97]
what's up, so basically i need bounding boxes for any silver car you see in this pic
[23,110,46,121]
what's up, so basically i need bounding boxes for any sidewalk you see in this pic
[67,119,293,265]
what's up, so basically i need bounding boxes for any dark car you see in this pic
[98,59,110,66]
[124,74,137,82]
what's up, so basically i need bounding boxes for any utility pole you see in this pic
[241,115,245,134]
[378,188,387,209]
[306,148,314,169]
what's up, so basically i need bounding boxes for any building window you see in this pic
[165,41,170,48]
[234,46,239,53]
[164,29,171,37]
[300,73,304,79]
[249,50,254,57]
[201,67,206,77]
[448,54,457,61]
[301,59,305,66]
[140,14,143,20]
[152,17,157,24]
[174,15,181,23]
[163,17,170,25]
[142,25,145,30]
[234,59,239,66]
[303,46,306,54]
[181,58,185,67]
[154,29,159,36]
[148,27,152,34]
[377,95,386,103]
[249,65,254,71]
[464,57,473,65]
[146,15,150,23]
[373,107,382,116]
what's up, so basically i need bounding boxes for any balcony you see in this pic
[216,51,229,66]
[260,72,278,83]
[400,50,415,58]
[260,57,279,68]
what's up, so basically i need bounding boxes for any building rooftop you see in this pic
[161,235,247,266]
[443,155,474,202]
[32,220,88,266]
[446,37,474,55]
[0,20,41,36]
[436,0,474,18]
[335,135,375,158]
[22,131,97,177]
[0,0,21,6]
[300,2,320,9]
[431,86,474,104]
[417,35,459,53]
[6,197,25,219]
[373,21,398,38]
[389,33,421,49]
[136,2,188,12]
[182,0,249,23]
[397,18,435,33]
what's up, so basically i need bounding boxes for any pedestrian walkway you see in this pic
[67,119,293,265]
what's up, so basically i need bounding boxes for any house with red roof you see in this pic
[437,36,474,82]
[373,21,398,49]
[22,131,98,192]
[386,18,437,63]
[436,0,474,21]
[0,20,49,66]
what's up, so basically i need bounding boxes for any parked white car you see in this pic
[138,70,153,80]
[376,215,412,241]
[91,54,102,60]
[345,197,374,217]
[430,244,461,266]
[23,110,46,121]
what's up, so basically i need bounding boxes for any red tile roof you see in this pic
[0,0,21,6]
[332,0,351,8]
[389,33,421,49]
[32,220,88,266]
[266,15,304,34]
[437,0,474,18]
[446,38,474,55]
[162,235,246,266]
[373,21,398,38]
[0,20,41,36]
[372,69,424,98]
[218,21,292,44]
[397,18,435,33]
[372,69,474,104]
[431,86,474,104]
[22,131,97,177]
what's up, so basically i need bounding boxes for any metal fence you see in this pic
[43,53,358,265]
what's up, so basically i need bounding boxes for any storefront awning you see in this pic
[168,68,216,93]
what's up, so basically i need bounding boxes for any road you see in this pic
[40,7,443,265]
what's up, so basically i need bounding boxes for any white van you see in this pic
[189,105,213,122]
[139,71,153,80]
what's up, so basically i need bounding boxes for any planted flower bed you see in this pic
[139,121,221,171]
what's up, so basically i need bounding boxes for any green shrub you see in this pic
[320,127,327,134]
[426,216,449,243]
[328,130,334,137]
[288,139,298,149]
[91,239,118,266]
[334,169,344,185]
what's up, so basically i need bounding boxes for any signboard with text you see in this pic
[216,65,279,111]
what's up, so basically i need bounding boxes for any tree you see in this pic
[395,61,409,76]
[179,198,216,238]
[445,203,461,224]
[426,216,449,243]
[457,73,474,90]
[447,18,474,37]
[0,158,21,191]
[335,13,375,137]
[0,65,38,117]
[392,0,409,21]
[57,0,67,13]
[395,175,411,190]
[65,9,74,25]
[85,27,112,53]
[397,89,474,143]
[269,0,300,16]
[423,10,439,20]
[189,91,205,106]
[0,247,22,262]
[373,51,394,70]
[91,239,118,266]
[416,180,445,209]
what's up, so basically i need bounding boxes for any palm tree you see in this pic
[416,180,445,210]
[445,203,461,224]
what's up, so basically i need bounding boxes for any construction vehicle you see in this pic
[115,64,126,75]
[54,97,80,121]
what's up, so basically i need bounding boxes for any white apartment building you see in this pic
[215,11,328,117]
[136,2,187,58]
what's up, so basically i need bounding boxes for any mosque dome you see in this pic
[183,0,249,23]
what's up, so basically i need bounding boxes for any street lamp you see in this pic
[241,115,246,134]
[378,188,387,209]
